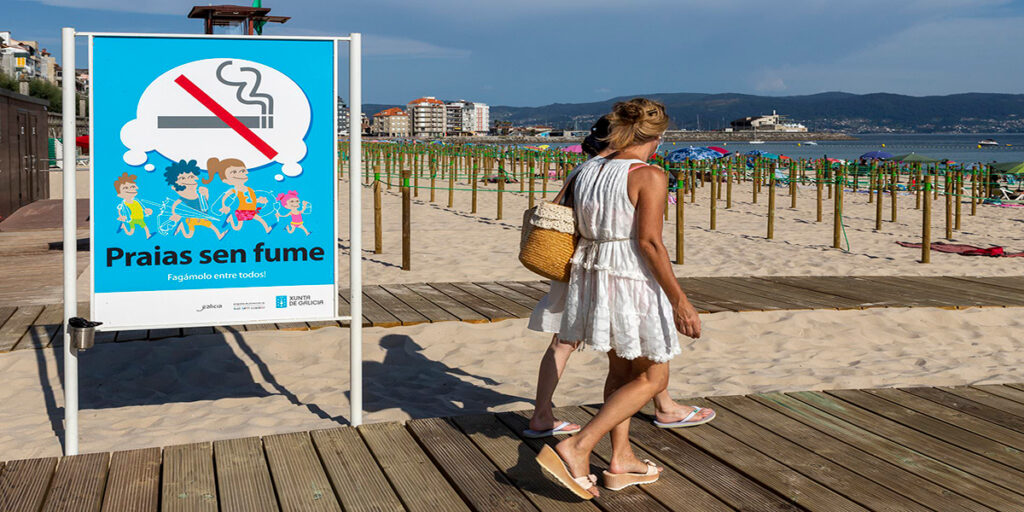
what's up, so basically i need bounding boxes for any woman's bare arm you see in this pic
[629,165,701,338]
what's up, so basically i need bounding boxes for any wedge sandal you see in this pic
[536,445,597,500]
[602,459,660,490]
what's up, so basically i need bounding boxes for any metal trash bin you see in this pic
[68,317,102,350]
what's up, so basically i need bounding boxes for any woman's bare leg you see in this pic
[651,363,714,424]
[529,334,581,432]
[554,352,669,496]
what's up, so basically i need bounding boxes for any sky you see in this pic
[6,0,1024,106]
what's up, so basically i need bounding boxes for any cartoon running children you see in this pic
[275,191,311,236]
[165,159,226,240]
[205,157,272,233]
[114,172,152,238]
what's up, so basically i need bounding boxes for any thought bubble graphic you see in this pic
[120,58,311,176]
[144,163,155,172]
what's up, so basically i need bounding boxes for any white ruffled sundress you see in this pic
[528,157,681,363]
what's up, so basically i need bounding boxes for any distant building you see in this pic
[729,110,807,132]
[337,97,349,134]
[372,107,411,137]
[444,100,489,136]
[0,31,57,85]
[406,96,446,138]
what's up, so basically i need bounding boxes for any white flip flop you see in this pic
[653,406,716,428]
[522,420,581,438]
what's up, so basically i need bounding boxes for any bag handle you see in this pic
[553,153,617,207]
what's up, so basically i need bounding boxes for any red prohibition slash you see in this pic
[173,74,279,159]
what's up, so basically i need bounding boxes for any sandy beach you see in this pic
[0,306,1021,460]
[1,174,1022,461]
[338,177,1024,285]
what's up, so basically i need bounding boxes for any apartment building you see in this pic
[445,100,490,136]
[372,107,411,137]
[0,32,57,84]
[406,96,446,138]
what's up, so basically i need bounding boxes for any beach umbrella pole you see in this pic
[61,27,79,456]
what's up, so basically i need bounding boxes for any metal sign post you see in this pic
[59,28,364,454]
[61,26,79,456]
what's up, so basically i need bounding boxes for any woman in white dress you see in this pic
[525,118,713,438]
[535,98,703,499]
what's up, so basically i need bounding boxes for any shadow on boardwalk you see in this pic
[355,334,527,419]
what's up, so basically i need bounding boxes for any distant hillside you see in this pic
[367,92,1024,133]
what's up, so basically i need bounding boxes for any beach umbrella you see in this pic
[708,146,729,154]
[560,144,583,153]
[892,152,941,164]
[991,161,1024,174]
[860,151,892,160]
[745,149,779,160]
[665,146,722,162]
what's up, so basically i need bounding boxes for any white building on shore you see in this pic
[445,100,490,136]
[407,96,447,138]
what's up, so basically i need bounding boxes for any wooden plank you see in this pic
[675,278,763,311]
[337,290,371,327]
[450,282,533,318]
[306,320,341,329]
[241,323,276,332]
[182,326,215,336]
[41,452,109,512]
[846,277,957,308]
[941,385,1024,421]
[497,409,671,512]
[828,389,1024,470]
[789,390,1024,497]
[679,396,925,510]
[518,280,554,294]
[475,281,540,310]
[902,386,1024,434]
[0,305,44,352]
[359,421,470,512]
[722,277,845,309]
[495,281,548,301]
[692,277,809,310]
[262,431,341,512]
[449,413,601,512]
[213,437,277,512]
[897,277,1020,306]
[945,277,1024,303]
[101,448,161,512]
[972,384,1024,407]
[760,277,884,307]
[881,277,990,307]
[161,442,218,512]
[381,284,457,323]
[16,303,63,349]
[406,417,536,512]
[0,307,17,330]
[427,282,511,322]
[402,283,487,323]
[536,408,800,511]
[751,391,1024,510]
[0,457,58,512]
[710,395,987,512]
[344,288,401,328]
[310,427,404,512]
[148,328,182,340]
[116,329,149,342]
[276,322,311,331]
[862,388,1024,452]
[635,400,868,512]
[363,285,429,326]
[548,407,734,512]
[748,277,865,309]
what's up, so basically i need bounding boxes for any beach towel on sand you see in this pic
[896,241,1024,257]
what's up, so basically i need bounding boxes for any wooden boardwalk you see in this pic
[3,383,1024,511]
[2,275,1024,352]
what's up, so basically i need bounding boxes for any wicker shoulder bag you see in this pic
[518,164,588,282]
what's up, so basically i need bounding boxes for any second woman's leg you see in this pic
[529,334,581,432]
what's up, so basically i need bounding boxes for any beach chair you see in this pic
[999,187,1024,201]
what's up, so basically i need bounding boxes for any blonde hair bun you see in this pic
[602,97,669,150]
